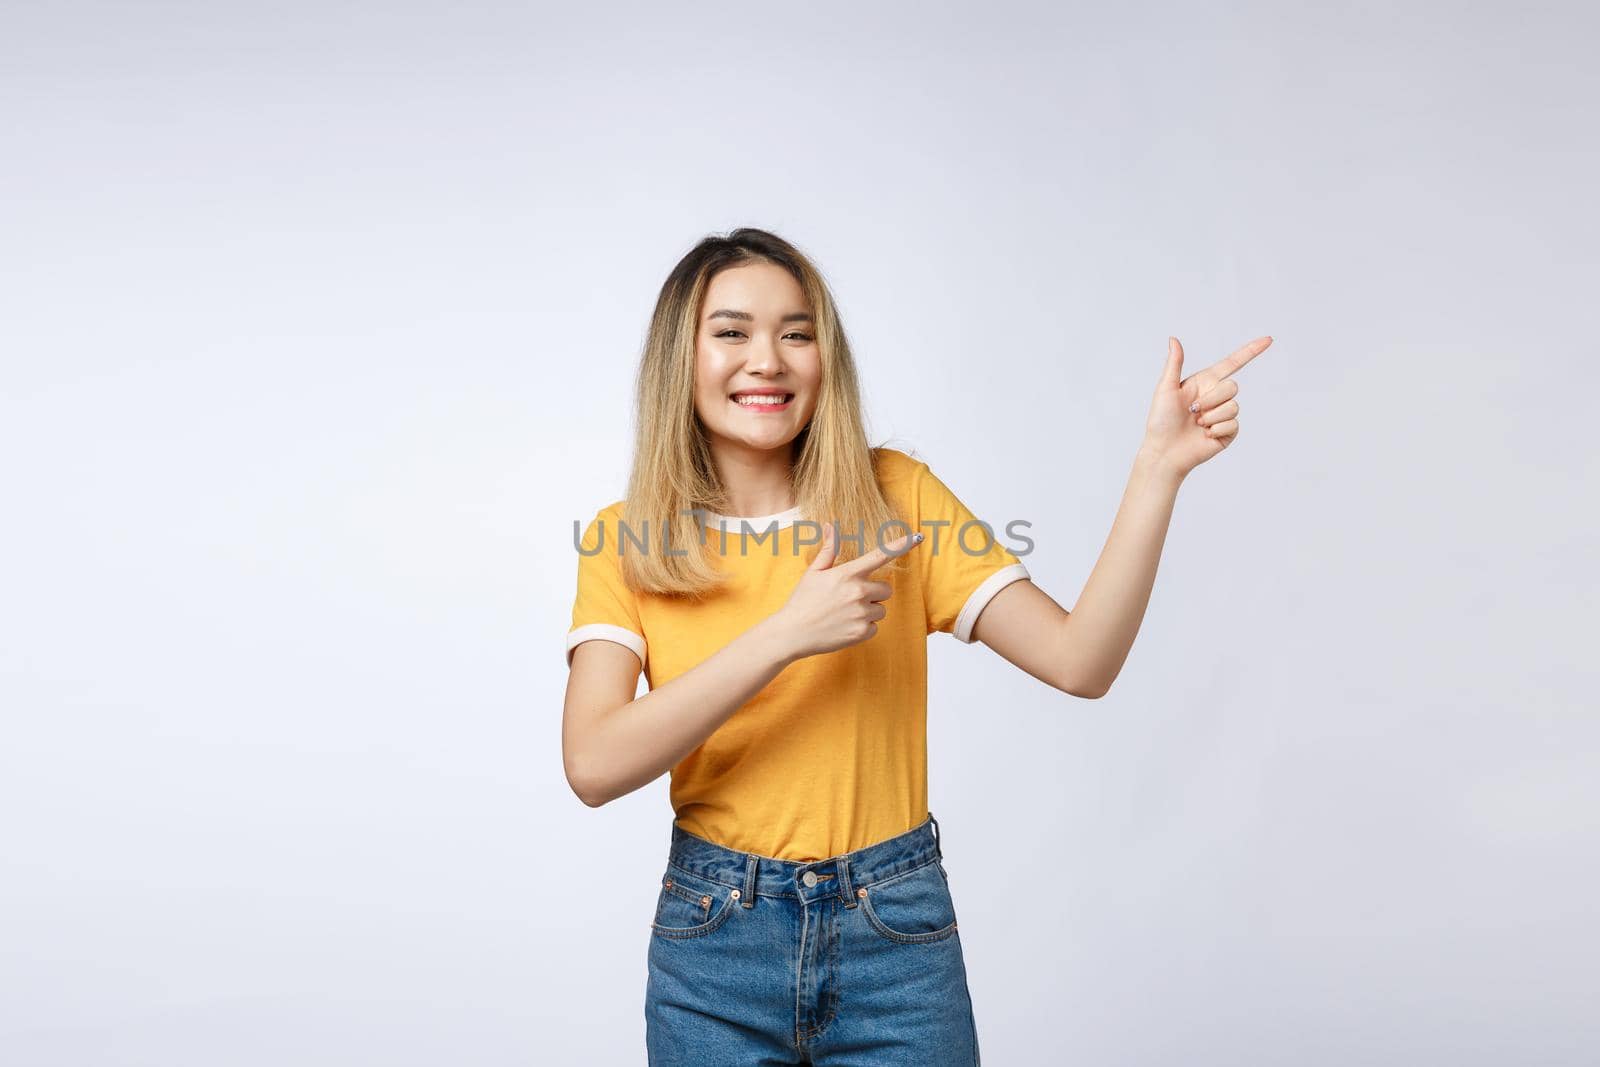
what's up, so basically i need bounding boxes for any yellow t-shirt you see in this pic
[564,446,1029,861]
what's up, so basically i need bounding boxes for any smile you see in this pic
[730,393,793,410]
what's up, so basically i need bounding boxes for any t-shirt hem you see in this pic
[566,623,647,670]
[952,563,1031,643]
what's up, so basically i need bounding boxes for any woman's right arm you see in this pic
[561,525,919,807]
[562,614,798,807]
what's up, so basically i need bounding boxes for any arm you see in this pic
[971,446,1184,699]
[971,334,1273,699]
[562,526,920,807]
[562,617,799,807]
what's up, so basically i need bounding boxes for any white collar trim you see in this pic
[701,504,804,531]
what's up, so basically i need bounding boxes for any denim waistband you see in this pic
[665,811,945,909]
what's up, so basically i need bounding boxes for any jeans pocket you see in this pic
[651,865,740,940]
[857,860,960,944]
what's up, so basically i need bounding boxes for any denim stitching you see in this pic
[797,899,842,1041]
[855,856,942,892]
[858,894,959,944]
[664,859,742,893]
[650,887,737,939]
[669,815,940,888]
[663,858,939,901]
[819,899,843,1037]
[660,879,713,913]
[792,896,808,1049]
[856,863,959,944]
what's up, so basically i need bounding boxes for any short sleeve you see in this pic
[913,461,1031,643]
[566,506,647,671]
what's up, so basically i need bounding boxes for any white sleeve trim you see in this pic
[566,623,647,671]
[952,563,1031,644]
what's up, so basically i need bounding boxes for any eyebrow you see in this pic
[705,308,814,324]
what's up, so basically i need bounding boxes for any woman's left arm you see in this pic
[971,335,1274,698]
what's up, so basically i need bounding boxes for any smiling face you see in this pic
[693,259,822,460]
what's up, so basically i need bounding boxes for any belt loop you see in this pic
[837,851,857,908]
[741,853,758,908]
[928,810,943,859]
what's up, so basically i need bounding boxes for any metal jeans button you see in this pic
[802,870,818,888]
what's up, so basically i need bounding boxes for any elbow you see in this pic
[1083,671,1121,699]
[569,774,612,809]
[1043,618,1114,699]
[564,756,614,809]
[1060,674,1113,700]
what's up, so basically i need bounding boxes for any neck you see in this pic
[709,438,797,518]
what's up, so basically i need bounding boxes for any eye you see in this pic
[713,328,813,341]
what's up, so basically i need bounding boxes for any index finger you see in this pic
[838,528,922,577]
[1201,335,1273,383]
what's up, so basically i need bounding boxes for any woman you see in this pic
[562,227,1271,1065]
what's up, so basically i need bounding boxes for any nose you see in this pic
[743,334,784,376]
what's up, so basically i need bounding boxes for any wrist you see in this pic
[1133,442,1188,489]
[750,612,803,670]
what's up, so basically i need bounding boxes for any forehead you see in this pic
[702,260,809,313]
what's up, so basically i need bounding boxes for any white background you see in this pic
[3,1,1596,1063]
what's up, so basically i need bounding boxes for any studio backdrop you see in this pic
[2,2,1594,1065]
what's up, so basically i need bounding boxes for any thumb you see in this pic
[808,521,838,571]
[1163,336,1185,386]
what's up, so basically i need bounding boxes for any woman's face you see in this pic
[693,260,822,459]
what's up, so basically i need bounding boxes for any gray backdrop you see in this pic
[3,1,1595,1063]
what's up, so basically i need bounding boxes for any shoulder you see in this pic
[872,446,943,514]
[871,445,931,488]
[576,499,629,549]
[873,446,946,528]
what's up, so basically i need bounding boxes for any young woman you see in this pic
[562,227,1271,1065]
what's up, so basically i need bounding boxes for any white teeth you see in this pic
[734,394,790,405]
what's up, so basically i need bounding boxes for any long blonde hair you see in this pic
[621,227,904,598]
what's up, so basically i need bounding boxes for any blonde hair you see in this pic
[621,227,905,598]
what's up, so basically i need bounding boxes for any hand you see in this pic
[768,522,923,661]
[1140,335,1273,479]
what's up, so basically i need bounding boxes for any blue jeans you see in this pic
[644,812,981,1065]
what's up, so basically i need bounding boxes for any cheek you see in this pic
[697,341,743,373]
[692,346,721,395]
[693,346,739,414]
[797,358,823,400]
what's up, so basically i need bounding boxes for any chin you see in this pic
[719,430,796,453]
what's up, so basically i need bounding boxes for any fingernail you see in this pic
[1188,401,1199,413]
[912,532,925,544]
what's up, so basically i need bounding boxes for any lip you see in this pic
[730,390,794,412]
